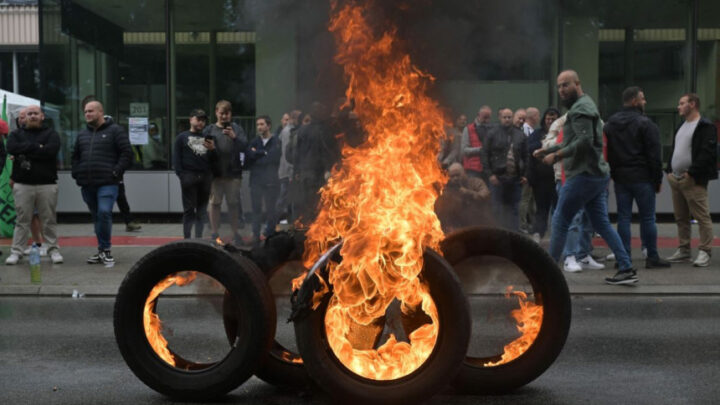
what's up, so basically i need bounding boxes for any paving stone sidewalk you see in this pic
[0,222,717,296]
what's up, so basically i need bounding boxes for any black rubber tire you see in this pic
[293,249,471,405]
[114,241,276,400]
[223,255,312,390]
[440,227,571,394]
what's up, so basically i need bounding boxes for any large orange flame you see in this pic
[143,271,198,366]
[302,2,447,380]
[484,286,543,367]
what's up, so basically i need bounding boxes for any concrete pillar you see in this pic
[255,23,297,124]
[562,16,599,101]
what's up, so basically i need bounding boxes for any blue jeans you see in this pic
[490,177,522,232]
[614,181,659,260]
[550,174,632,271]
[81,185,119,251]
[563,209,593,259]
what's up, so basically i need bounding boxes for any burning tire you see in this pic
[114,241,276,400]
[292,248,471,405]
[440,227,571,394]
[222,248,311,390]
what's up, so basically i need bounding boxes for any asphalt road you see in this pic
[1,295,719,405]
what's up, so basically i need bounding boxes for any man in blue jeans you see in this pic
[604,86,670,269]
[71,101,133,265]
[534,70,635,285]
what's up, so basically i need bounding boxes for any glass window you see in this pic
[172,0,256,141]
[569,0,693,161]
[698,0,720,168]
[41,0,167,169]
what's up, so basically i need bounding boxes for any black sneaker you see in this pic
[605,269,638,285]
[646,257,671,269]
[100,250,115,265]
[87,252,102,264]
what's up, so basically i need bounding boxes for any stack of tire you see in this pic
[114,227,571,404]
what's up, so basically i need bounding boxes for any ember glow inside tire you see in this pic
[293,249,471,405]
[440,227,571,394]
[113,241,276,400]
[223,256,311,390]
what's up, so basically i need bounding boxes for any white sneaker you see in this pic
[579,255,605,270]
[693,250,711,267]
[5,253,20,265]
[606,253,615,261]
[641,247,648,259]
[50,250,64,264]
[564,256,582,273]
[532,233,541,243]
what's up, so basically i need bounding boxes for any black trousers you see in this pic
[116,182,134,224]
[179,172,212,239]
[531,179,558,238]
[251,183,280,238]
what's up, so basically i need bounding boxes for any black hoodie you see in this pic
[603,107,663,187]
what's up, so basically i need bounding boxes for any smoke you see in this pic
[235,0,556,113]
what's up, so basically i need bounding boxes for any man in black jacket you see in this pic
[665,93,718,267]
[482,107,528,231]
[246,115,281,243]
[173,109,217,239]
[72,101,133,265]
[5,106,63,265]
[604,87,670,269]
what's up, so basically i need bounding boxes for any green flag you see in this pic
[1,94,7,120]
[0,94,15,237]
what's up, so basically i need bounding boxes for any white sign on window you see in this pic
[129,117,149,145]
[129,102,149,117]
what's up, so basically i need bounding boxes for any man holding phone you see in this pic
[204,100,248,243]
[174,109,217,239]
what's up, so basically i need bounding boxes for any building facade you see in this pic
[0,0,718,213]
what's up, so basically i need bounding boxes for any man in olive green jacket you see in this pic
[534,70,635,286]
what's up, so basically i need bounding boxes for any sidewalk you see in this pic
[0,222,718,296]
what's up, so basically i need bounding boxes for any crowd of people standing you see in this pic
[0,69,716,285]
[436,70,717,285]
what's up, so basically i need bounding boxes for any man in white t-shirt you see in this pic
[665,93,718,267]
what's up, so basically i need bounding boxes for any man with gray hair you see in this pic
[523,107,540,136]
[462,105,493,180]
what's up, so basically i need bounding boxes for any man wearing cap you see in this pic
[174,109,217,239]
[5,106,63,265]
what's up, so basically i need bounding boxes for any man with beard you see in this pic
[534,70,634,285]
[5,106,62,265]
[604,87,670,269]
[482,108,528,231]
[6,106,63,265]
[434,163,491,233]
[665,93,717,267]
